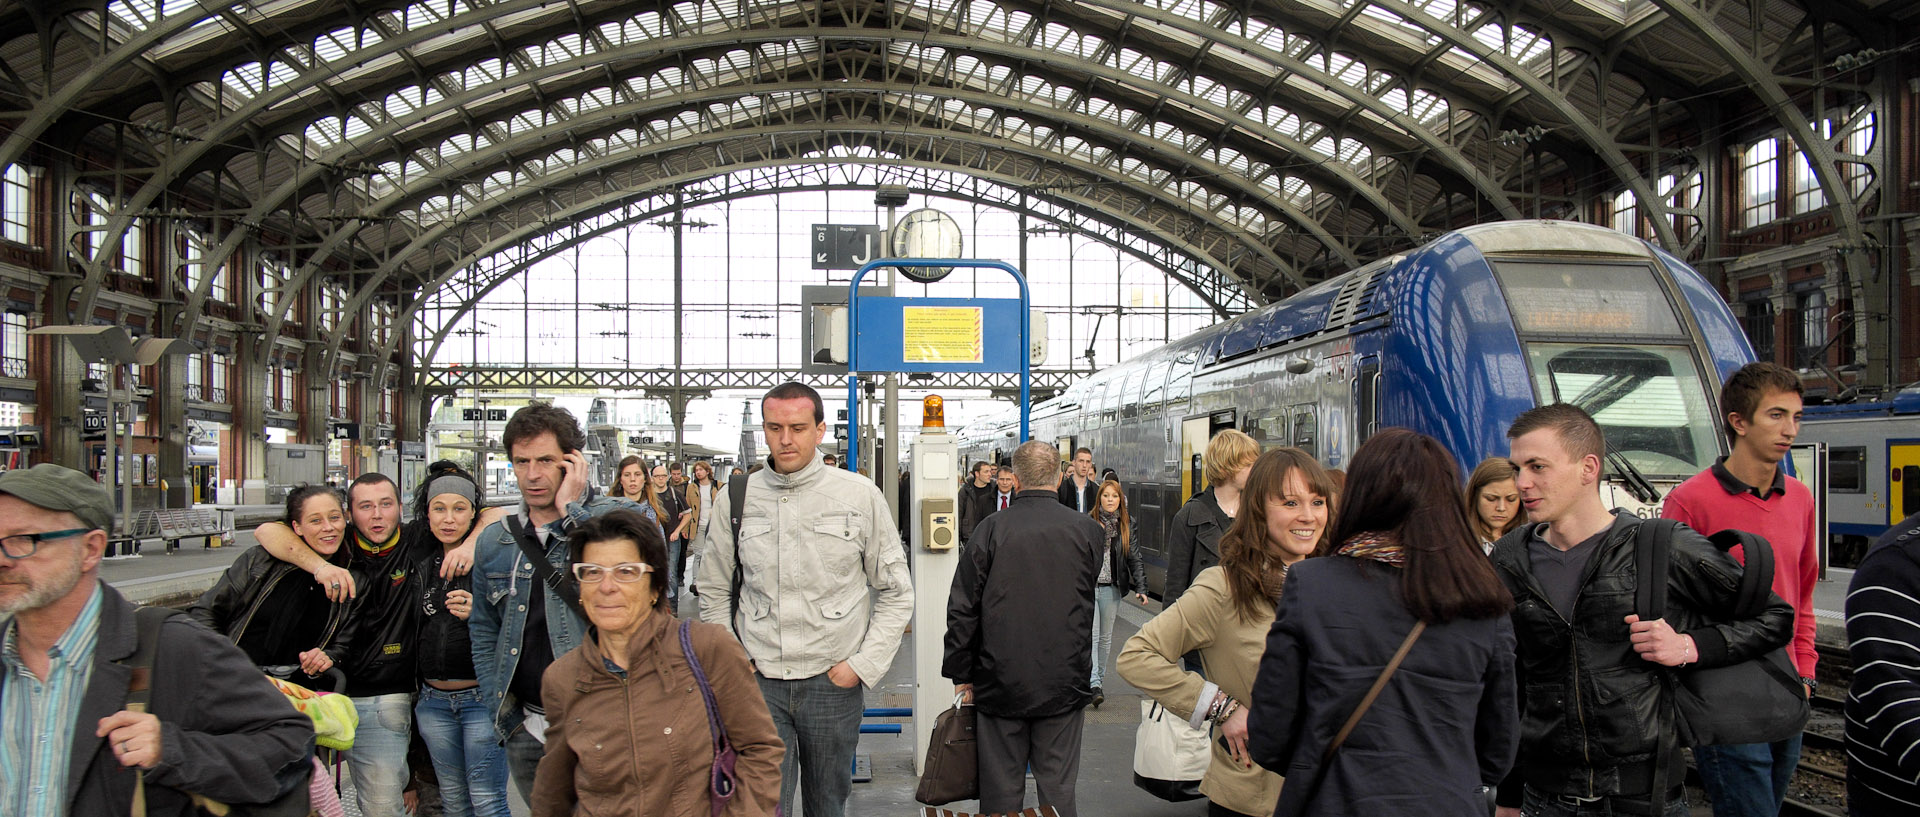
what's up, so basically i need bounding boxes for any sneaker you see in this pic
[1091,687,1105,708]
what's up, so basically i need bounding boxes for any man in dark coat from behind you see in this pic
[944,440,1103,817]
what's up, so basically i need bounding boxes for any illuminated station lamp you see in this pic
[921,395,945,429]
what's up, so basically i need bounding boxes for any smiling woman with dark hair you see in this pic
[530,510,783,817]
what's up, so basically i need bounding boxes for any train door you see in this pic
[1056,436,1075,471]
[1179,416,1210,505]
[1892,440,1920,525]
[1354,357,1381,446]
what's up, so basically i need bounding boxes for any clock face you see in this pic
[889,208,963,283]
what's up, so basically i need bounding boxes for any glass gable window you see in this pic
[1739,138,1778,228]
[1,165,32,245]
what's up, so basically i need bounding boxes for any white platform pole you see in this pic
[908,429,960,775]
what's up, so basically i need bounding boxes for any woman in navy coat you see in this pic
[1247,428,1520,816]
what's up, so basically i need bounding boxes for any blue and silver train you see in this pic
[1799,387,1920,567]
[959,220,1756,597]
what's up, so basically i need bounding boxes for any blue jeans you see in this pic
[346,693,413,817]
[504,719,545,806]
[1522,785,1688,817]
[1695,735,1803,817]
[668,538,686,601]
[757,672,864,817]
[416,686,510,817]
[1090,584,1119,688]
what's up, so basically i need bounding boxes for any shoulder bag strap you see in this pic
[1321,620,1426,763]
[727,473,749,635]
[506,516,587,622]
[680,620,731,751]
[123,606,180,817]
[1292,620,1426,809]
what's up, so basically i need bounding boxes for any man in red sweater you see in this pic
[1661,361,1818,817]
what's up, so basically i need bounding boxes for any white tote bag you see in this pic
[1132,700,1211,802]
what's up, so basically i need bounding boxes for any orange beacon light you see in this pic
[921,394,945,429]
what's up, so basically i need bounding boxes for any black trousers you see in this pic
[976,708,1085,817]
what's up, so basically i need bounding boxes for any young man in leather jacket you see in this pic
[1489,404,1792,817]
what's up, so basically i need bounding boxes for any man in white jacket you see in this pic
[697,381,914,817]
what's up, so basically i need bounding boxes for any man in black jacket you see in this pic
[945,441,1103,817]
[1056,447,1098,512]
[956,461,996,544]
[253,473,452,817]
[1491,404,1793,817]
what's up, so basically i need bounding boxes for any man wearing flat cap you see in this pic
[0,464,314,816]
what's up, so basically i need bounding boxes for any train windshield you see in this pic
[1525,344,1720,478]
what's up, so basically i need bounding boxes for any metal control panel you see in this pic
[921,497,956,551]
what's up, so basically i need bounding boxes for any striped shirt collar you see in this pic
[0,581,105,817]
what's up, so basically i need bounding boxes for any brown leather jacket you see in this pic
[531,612,784,817]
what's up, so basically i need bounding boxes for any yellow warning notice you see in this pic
[903,306,984,364]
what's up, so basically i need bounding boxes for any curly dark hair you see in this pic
[501,403,586,458]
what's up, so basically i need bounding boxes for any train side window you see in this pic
[1291,406,1318,456]
[1830,446,1865,493]
[1243,412,1281,446]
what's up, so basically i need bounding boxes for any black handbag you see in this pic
[915,695,979,806]
[1633,520,1810,746]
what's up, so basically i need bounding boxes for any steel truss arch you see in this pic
[365,156,1261,390]
[286,117,1292,377]
[408,172,1248,385]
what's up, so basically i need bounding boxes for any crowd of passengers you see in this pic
[21,361,1914,817]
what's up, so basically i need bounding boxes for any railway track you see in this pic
[1765,640,1851,817]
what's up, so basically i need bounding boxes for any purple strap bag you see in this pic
[680,620,743,817]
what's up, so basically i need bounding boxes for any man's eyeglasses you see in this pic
[0,528,90,559]
[571,562,654,584]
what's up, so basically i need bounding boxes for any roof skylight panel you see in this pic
[1358,4,1436,43]
[312,28,356,63]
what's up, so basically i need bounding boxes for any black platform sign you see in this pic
[811,224,882,270]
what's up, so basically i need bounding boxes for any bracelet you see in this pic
[1203,692,1231,723]
[1215,699,1241,725]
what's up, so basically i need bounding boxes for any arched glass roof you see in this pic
[0,0,1895,380]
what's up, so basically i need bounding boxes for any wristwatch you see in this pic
[1800,676,1819,693]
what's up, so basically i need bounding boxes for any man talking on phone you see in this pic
[467,403,657,802]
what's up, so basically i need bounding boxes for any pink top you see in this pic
[1661,461,1820,679]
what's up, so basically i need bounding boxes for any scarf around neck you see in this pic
[1337,532,1406,567]
[1096,509,1120,545]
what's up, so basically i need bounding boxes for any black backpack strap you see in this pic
[1633,518,1676,622]
[506,515,588,622]
[1704,529,1774,618]
[123,606,182,709]
[1629,519,1679,816]
[727,473,749,635]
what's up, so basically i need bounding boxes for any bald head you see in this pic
[1011,441,1062,491]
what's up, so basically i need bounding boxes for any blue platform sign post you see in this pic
[845,259,1031,472]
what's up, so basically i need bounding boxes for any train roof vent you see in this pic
[1325,262,1390,328]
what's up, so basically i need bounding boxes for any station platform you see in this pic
[98,530,255,607]
[1812,566,1855,649]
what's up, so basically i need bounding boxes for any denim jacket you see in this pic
[468,488,654,740]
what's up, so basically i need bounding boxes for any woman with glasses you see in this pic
[530,510,783,817]
[406,462,509,817]
[191,484,363,689]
